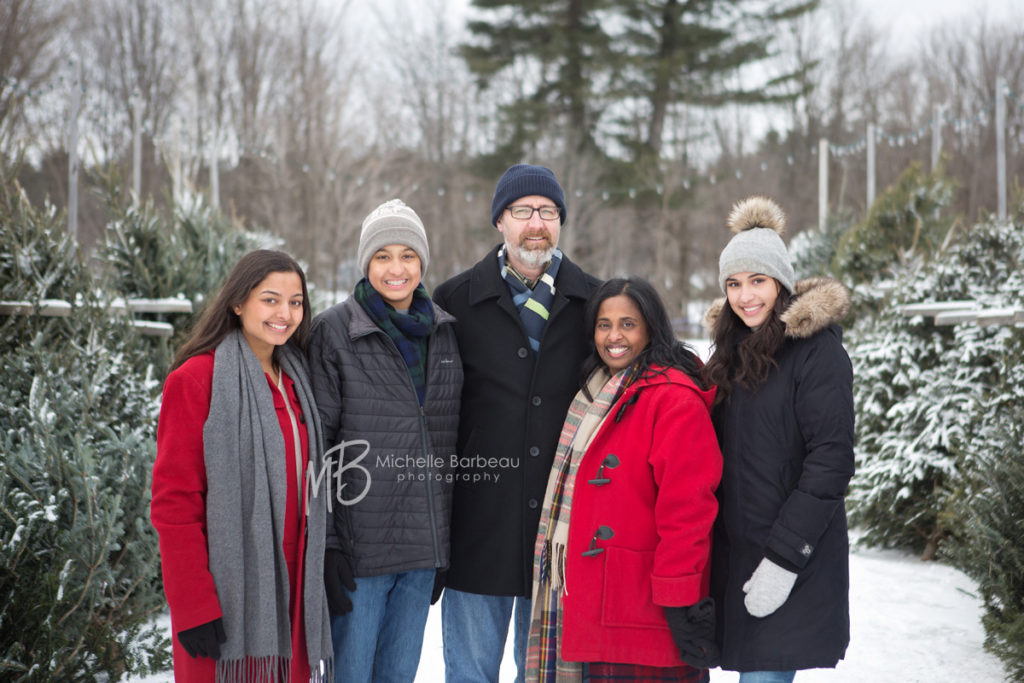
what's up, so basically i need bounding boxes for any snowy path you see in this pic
[710,544,1007,682]
[127,544,1008,682]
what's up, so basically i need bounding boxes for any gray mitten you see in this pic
[742,557,797,617]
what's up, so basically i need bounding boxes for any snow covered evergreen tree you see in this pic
[787,207,851,280]
[941,208,1024,676]
[1,174,169,680]
[948,343,1024,678]
[833,162,953,298]
[847,201,1024,558]
[97,179,277,374]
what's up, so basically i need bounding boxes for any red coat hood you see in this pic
[617,364,716,415]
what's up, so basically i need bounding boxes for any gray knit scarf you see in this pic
[204,330,333,682]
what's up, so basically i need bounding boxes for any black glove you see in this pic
[325,548,357,617]
[664,597,720,669]
[178,617,227,660]
[431,569,447,605]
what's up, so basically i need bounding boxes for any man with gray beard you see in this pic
[433,164,601,682]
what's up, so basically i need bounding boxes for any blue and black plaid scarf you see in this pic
[352,278,434,405]
[498,246,563,352]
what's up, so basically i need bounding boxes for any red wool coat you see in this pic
[560,367,722,667]
[151,352,309,681]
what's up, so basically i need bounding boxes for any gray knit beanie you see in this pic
[718,195,795,294]
[357,199,430,277]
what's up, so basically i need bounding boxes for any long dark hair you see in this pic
[170,250,312,372]
[581,277,706,396]
[704,281,792,404]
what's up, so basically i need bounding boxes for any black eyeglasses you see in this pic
[506,205,561,221]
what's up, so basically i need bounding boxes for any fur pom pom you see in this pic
[726,195,786,235]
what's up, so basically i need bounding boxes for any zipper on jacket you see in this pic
[376,326,444,569]
[417,403,442,568]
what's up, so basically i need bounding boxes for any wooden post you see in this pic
[172,116,182,204]
[818,138,828,231]
[209,129,220,209]
[996,76,1007,221]
[131,91,143,203]
[866,123,876,208]
[67,62,82,240]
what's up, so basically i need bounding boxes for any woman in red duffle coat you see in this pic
[526,278,723,683]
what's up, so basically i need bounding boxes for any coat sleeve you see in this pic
[648,389,723,607]
[766,330,855,570]
[308,315,343,448]
[307,313,349,551]
[151,363,223,632]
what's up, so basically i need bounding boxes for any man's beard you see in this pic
[505,236,555,269]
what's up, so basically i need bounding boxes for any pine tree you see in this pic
[1,174,169,680]
[948,337,1024,679]
[847,209,1024,558]
[97,173,276,375]
[461,0,616,161]
[941,209,1024,677]
[833,163,953,297]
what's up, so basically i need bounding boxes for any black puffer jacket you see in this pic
[706,277,855,671]
[308,296,463,577]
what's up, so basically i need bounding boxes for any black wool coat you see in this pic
[707,277,855,672]
[433,244,601,596]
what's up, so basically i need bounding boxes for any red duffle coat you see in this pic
[151,351,310,681]
[560,366,722,667]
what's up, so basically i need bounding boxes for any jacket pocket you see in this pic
[600,547,665,629]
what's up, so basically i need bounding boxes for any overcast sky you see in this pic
[357,0,1022,54]
[856,0,1020,33]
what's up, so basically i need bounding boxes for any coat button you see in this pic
[531,395,542,406]
[528,498,539,509]
[517,347,529,358]
[529,446,540,457]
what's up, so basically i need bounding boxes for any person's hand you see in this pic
[742,557,797,617]
[431,569,447,605]
[178,617,227,659]
[325,548,357,617]
[664,597,720,669]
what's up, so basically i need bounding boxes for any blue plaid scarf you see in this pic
[498,246,563,352]
[352,278,434,405]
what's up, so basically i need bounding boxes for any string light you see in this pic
[8,68,1022,203]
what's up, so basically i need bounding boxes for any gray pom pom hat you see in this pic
[718,195,795,294]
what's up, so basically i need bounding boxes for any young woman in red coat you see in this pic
[151,250,333,682]
[525,277,723,683]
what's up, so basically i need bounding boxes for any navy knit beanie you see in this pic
[490,164,567,227]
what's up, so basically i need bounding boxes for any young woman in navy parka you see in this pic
[704,196,855,683]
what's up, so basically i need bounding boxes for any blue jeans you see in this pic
[441,588,531,683]
[331,568,433,683]
[738,672,797,683]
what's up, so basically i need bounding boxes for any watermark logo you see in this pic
[306,440,520,512]
[306,439,372,512]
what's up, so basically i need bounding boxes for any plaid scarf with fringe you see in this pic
[525,364,638,682]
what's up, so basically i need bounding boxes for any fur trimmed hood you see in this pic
[702,276,851,339]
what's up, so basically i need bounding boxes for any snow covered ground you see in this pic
[126,342,1008,681]
[127,543,1008,682]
